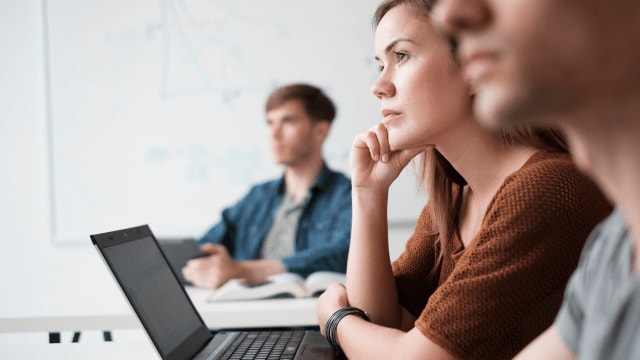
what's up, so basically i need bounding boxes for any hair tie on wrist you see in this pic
[325,306,370,354]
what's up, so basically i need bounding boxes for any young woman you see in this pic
[315,0,612,359]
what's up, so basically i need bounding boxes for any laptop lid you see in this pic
[91,225,213,360]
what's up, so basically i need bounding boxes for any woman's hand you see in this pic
[351,123,425,191]
[316,283,350,336]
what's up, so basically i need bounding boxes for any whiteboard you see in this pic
[45,0,427,244]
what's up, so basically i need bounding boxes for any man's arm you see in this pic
[198,198,247,249]
[183,244,287,288]
[515,326,576,360]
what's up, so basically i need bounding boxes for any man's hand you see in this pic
[182,244,239,289]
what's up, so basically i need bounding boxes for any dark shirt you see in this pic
[199,164,352,276]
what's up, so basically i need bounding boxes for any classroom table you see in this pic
[0,342,158,360]
[0,286,319,341]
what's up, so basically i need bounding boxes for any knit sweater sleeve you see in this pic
[407,153,611,359]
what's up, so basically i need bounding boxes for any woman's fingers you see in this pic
[371,123,391,162]
[354,123,392,162]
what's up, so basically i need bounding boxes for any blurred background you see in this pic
[0,0,423,344]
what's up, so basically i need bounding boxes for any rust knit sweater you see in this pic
[391,151,612,359]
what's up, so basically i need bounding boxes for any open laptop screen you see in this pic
[93,226,212,359]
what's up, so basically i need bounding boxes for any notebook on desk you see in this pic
[91,224,336,360]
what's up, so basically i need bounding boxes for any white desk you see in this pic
[0,342,158,360]
[0,286,318,335]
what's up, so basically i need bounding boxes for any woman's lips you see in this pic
[381,109,401,124]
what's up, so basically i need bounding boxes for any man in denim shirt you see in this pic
[183,84,351,289]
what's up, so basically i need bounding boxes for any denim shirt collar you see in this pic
[275,161,332,196]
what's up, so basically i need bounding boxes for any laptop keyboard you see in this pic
[218,330,305,360]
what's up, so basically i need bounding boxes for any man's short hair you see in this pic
[265,83,336,124]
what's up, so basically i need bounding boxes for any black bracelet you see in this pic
[325,306,370,353]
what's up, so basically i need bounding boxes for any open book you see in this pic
[207,271,346,302]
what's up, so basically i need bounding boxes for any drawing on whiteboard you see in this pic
[160,0,289,99]
[144,144,265,184]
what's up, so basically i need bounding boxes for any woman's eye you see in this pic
[395,52,407,62]
[376,52,406,72]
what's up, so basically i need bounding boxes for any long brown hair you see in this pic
[373,0,436,27]
[373,0,568,247]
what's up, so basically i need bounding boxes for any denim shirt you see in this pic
[199,164,352,277]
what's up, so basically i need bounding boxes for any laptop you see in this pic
[158,238,204,285]
[91,224,337,360]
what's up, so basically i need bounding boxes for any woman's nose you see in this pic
[371,73,395,99]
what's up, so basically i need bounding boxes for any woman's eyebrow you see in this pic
[375,38,414,61]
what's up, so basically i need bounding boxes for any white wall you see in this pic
[0,0,59,295]
[0,0,121,320]
[0,0,415,341]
